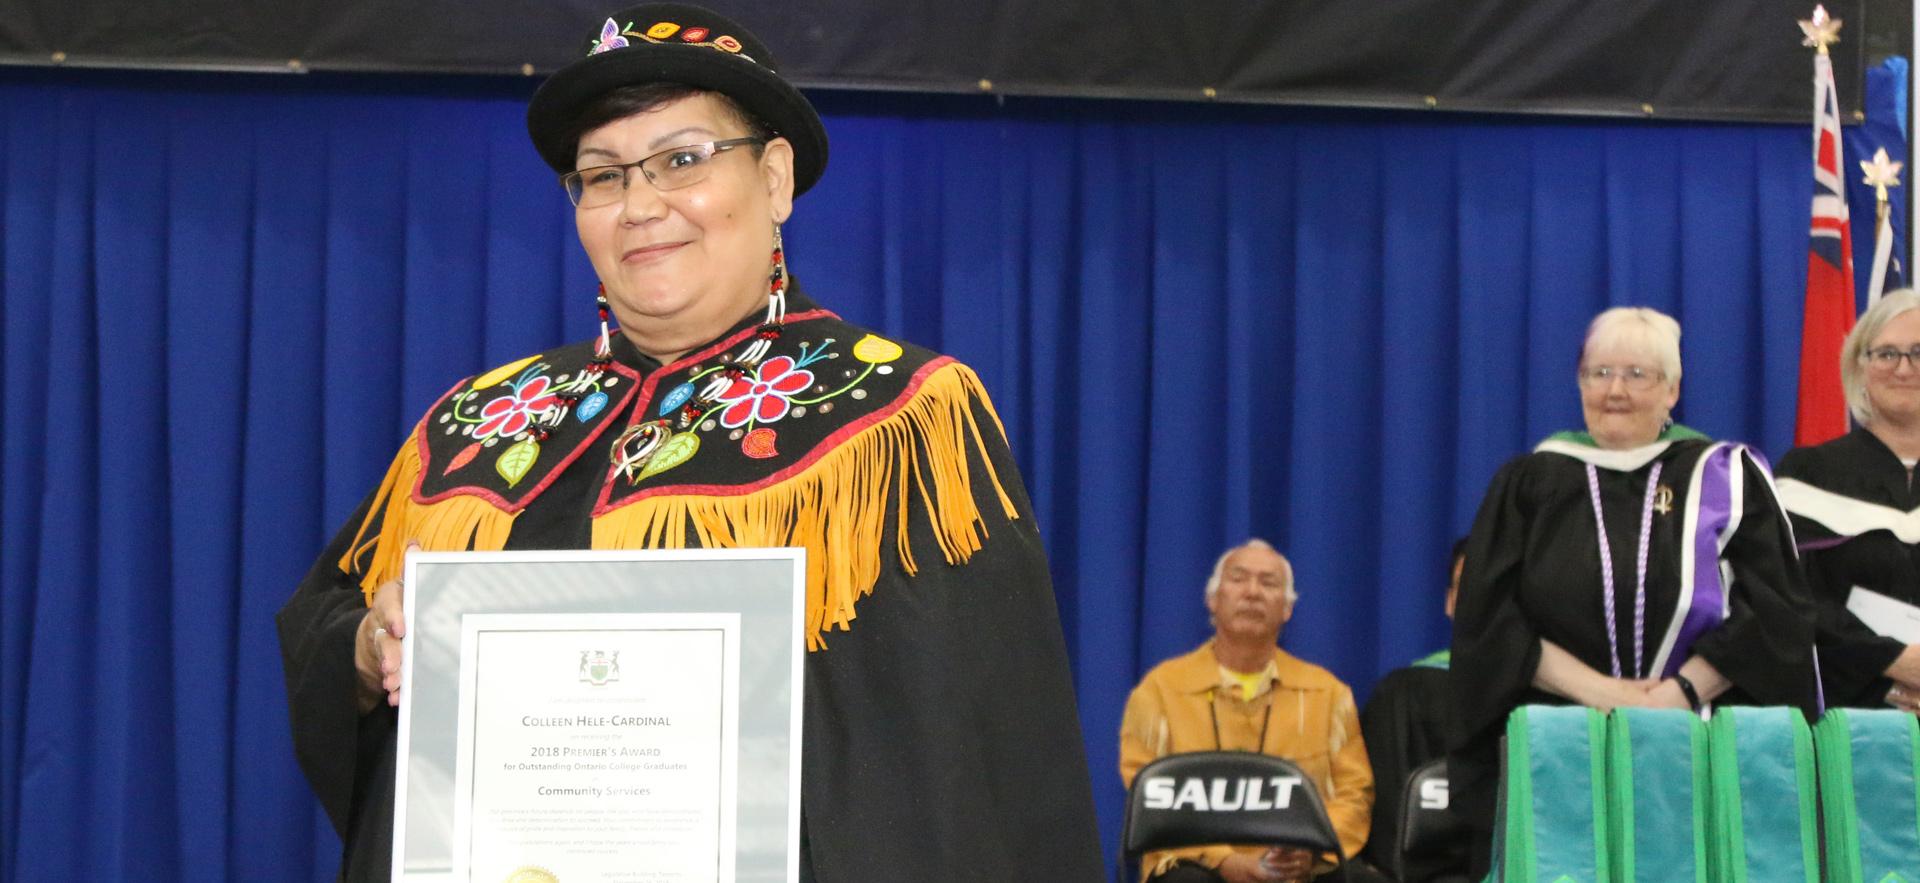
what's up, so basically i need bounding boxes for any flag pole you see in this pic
[1861,147,1903,305]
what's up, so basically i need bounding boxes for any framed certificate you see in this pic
[391,549,805,883]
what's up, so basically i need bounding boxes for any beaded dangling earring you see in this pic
[737,225,788,366]
[768,224,789,320]
[595,283,613,360]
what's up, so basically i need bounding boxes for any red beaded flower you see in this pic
[475,375,560,440]
[714,355,813,428]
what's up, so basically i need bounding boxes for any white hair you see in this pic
[1842,288,1920,425]
[1581,306,1682,387]
[1203,538,1295,605]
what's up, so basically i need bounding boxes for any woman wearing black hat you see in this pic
[276,5,1104,880]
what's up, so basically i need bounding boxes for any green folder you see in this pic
[1606,709,1709,883]
[1706,707,1818,883]
[1813,708,1920,883]
[1500,706,1611,883]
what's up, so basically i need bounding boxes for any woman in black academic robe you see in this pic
[1449,307,1818,876]
[1776,288,1920,713]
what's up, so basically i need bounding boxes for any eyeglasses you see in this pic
[1578,365,1666,391]
[1864,345,1920,372]
[561,138,766,208]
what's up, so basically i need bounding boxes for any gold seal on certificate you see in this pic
[504,867,559,883]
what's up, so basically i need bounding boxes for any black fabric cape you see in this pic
[1447,437,1817,876]
[1776,427,1920,708]
[276,290,1104,882]
[1358,655,1468,882]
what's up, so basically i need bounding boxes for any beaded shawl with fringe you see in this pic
[338,305,1016,651]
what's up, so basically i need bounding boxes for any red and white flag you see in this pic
[1794,7,1855,447]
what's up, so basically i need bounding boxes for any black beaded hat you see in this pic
[526,3,829,196]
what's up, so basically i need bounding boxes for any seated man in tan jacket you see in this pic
[1120,540,1375,883]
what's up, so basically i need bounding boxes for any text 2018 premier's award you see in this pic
[391,549,805,883]
[451,613,739,882]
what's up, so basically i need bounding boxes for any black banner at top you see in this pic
[0,0,1873,123]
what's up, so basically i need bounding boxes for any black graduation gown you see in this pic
[1447,437,1817,876]
[1358,655,1468,882]
[276,290,1104,882]
[1776,427,1920,708]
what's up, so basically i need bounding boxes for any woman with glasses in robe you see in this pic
[1447,306,1818,876]
[1777,289,1920,715]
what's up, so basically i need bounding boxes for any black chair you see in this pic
[1390,758,1471,883]
[1121,751,1347,881]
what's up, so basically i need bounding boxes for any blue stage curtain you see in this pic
[0,68,1828,879]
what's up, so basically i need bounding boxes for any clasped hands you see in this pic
[1592,676,1695,712]
[1535,641,1709,713]
[1218,847,1314,883]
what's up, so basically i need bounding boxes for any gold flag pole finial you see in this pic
[1861,147,1904,207]
[1800,5,1843,55]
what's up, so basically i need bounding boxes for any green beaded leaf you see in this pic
[638,431,700,481]
[495,438,541,487]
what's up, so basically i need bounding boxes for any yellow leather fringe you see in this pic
[592,362,1018,650]
[338,434,520,604]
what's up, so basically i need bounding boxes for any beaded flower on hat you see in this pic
[589,18,754,62]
